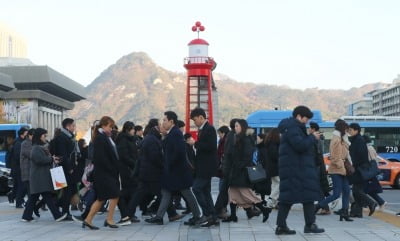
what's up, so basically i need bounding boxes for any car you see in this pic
[323,154,400,189]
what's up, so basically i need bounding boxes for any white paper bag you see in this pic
[50,166,68,190]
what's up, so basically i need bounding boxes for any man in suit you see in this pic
[145,111,201,225]
[52,118,79,219]
[190,108,219,227]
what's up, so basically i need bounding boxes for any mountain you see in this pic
[69,52,388,134]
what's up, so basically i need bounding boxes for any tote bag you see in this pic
[50,166,68,190]
[246,163,267,183]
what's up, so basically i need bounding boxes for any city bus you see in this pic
[0,124,30,167]
[246,110,400,162]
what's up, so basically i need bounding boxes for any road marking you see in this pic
[373,211,400,228]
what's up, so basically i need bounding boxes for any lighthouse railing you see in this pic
[184,56,214,65]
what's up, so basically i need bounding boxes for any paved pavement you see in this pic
[1,179,400,241]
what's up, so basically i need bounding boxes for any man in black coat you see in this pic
[10,127,28,208]
[190,108,219,227]
[52,118,79,218]
[309,122,331,215]
[275,106,324,235]
[145,111,201,225]
[348,123,377,217]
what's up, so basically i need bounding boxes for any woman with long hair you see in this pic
[223,119,271,223]
[115,121,138,225]
[83,116,120,230]
[21,128,67,222]
[315,119,353,221]
[263,128,280,209]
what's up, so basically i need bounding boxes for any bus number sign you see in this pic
[377,146,400,153]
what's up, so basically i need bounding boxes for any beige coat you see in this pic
[328,131,348,176]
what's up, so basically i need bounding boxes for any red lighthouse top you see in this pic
[188,38,209,46]
[188,21,209,45]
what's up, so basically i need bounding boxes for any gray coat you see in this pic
[29,145,54,194]
[20,139,32,182]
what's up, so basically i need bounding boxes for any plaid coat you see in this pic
[20,139,33,182]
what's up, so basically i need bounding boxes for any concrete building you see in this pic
[372,75,400,116]
[347,91,376,116]
[0,23,27,58]
[0,59,85,137]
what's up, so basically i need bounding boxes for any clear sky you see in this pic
[2,0,400,89]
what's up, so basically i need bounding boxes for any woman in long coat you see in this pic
[263,128,280,209]
[315,119,352,221]
[21,128,67,222]
[83,116,120,230]
[223,119,271,223]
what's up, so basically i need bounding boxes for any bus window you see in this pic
[0,130,16,152]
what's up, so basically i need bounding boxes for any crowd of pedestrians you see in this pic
[5,105,398,235]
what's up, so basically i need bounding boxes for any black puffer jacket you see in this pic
[116,132,138,189]
[225,129,254,188]
[277,117,320,204]
[137,128,163,182]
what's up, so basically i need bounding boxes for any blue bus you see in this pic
[247,110,400,162]
[0,124,30,167]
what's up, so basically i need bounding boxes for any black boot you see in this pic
[222,203,238,222]
[339,209,353,222]
[245,207,260,220]
[255,202,272,223]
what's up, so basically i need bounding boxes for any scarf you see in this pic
[99,128,119,160]
[61,127,80,162]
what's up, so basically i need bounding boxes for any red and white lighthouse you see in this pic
[184,21,218,135]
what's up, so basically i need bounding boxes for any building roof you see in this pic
[0,57,34,66]
[188,38,209,46]
[0,65,85,102]
[0,72,14,91]
[0,89,74,110]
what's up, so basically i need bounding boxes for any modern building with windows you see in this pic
[347,93,373,116]
[372,75,400,116]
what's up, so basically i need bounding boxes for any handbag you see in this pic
[50,165,68,190]
[358,160,380,181]
[246,163,267,183]
[344,159,355,176]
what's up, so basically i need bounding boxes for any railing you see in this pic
[184,57,214,65]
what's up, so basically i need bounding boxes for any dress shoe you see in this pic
[349,213,363,218]
[117,218,132,226]
[369,203,377,216]
[304,223,325,233]
[169,214,184,222]
[184,217,203,226]
[275,226,296,235]
[82,221,99,230]
[131,216,140,223]
[145,216,163,225]
[104,220,118,228]
[221,215,238,223]
[200,219,220,227]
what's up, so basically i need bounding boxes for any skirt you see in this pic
[228,187,262,208]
